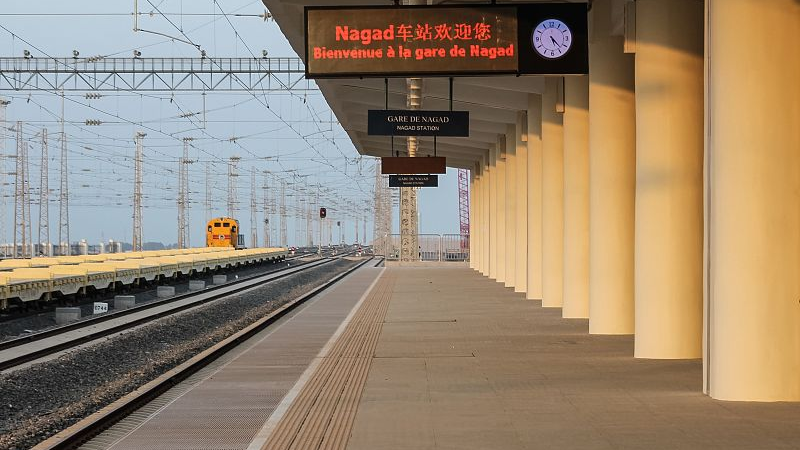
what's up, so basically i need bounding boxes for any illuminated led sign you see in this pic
[304,3,588,78]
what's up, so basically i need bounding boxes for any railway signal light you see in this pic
[319,207,327,219]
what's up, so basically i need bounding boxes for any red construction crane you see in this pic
[457,169,470,248]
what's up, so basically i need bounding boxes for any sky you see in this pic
[0,0,463,248]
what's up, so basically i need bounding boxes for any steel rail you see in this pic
[0,254,304,351]
[0,255,343,371]
[32,256,373,450]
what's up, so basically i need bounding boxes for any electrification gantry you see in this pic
[0,57,312,92]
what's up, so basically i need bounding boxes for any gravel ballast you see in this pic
[0,258,360,450]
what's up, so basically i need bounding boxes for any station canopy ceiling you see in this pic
[262,0,622,171]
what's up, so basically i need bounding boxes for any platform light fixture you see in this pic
[133,49,142,58]
[23,50,31,59]
[72,50,80,59]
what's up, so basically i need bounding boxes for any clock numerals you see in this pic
[532,18,573,60]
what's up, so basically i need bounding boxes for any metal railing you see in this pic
[377,234,469,262]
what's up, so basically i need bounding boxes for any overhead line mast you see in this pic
[262,172,270,248]
[13,122,28,258]
[0,97,9,249]
[279,180,287,247]
[227,156,240,218]
[58,90,70,255]
[250,167,258,248]
[39,128,49,255]
[205,162,212,222]
[132,131,145,252]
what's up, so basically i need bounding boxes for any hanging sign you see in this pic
[368,110,469,136]
[381,156,446,174]
[389,174,439,188]
[304,3,588,78]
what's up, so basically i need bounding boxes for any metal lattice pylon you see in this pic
[262,172,270,248]
[177,137,192,249]
[39,128,49,255]
[457,169,470,234]
[205,161,212,222]
[250,167,257,248]
[58,91,70,255]
[227,156,240,218]
[372,158,392,256]
[132,132,145,251]
[279,180,287,247]
[372,160,382,254]
[309,191,315,247]
[457,168,470,249]
[0,97,9,249]
[24,143,31,257]
[13,122,28,258]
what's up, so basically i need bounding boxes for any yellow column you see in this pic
[515,115,528,293]
[526,95,543,300]
[706,0,800,401]
[496,140,507,283]
[634,0,703,359]
[469,172,477,271]
[562,75,590,319]
[542,78,564,308]
[588,0,636,334]
[482,160,490,276]
[476,171,485,275]
[489,145,498,279]
[475,174,483,274]
[505,126,517,288]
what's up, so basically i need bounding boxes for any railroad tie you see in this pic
[263,272,396,450]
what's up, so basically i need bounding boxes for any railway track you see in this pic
[27,255,373,450]
[0,254,348,372]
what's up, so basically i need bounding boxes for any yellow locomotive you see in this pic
[206,217,246,249]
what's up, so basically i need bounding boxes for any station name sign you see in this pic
[304,3,588,78]
[389,175,439,188]
[369,110,469,137]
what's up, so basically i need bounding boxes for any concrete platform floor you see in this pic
[345,267,800,450]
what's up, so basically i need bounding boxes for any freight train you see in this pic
[0,247,289,314]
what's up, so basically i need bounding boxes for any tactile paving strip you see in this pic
[262,271,396,450]
[81,266,383,450]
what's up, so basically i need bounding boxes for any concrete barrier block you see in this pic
[212,275,227,285]
[189,280,205,291]
[156,286,176,298]
[55,307,81,325]
[114,295,136,310]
